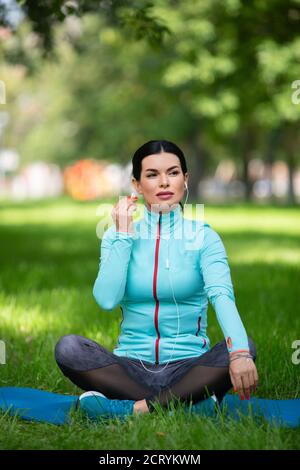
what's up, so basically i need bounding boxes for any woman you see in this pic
[55,139,259,418]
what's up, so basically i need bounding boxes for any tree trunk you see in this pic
[187,132,207,201]
[265,127,281,202]
[241,127,254,202]
[282,123,298,206]
[287,151,296,205]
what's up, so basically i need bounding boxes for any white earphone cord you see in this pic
[125,182,189,373]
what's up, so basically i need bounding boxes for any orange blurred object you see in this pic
[63,159,109,200]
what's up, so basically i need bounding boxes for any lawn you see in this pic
[0,196,299,449]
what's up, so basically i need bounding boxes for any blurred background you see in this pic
[0,0,299,204]
[0,1,300,450]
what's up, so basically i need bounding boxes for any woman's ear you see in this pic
[184,174,189,188]
[132,178,143,195]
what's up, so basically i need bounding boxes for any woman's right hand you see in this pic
[111,195,138,234]
[229,355,259,400]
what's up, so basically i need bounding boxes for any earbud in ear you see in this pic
[131,192,138,201]
[184,182,188,190]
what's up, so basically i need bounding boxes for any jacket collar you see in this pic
[143,203,183,237]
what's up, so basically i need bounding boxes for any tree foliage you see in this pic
[0,0,299,201]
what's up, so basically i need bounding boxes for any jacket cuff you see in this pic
[229,349,250,356]
[115,230,135,239]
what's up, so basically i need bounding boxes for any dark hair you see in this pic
[132,140,188,212]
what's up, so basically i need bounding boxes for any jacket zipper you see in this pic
[196,315,206,348]
[196,316,201,336]
[153,212,162,364]
[117,306,124,347]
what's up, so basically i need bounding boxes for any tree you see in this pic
[0,0,171,53]
[1,0,299,204]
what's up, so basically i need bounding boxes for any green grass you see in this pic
[0,196,299,449]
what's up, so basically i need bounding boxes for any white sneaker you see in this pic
[75,390,106,410]
[79,391,107,400]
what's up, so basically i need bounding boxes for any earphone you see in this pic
[126,181,190,373]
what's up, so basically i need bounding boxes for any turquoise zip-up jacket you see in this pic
[93,204,250,364]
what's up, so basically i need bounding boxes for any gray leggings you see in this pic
[54,334,257,412]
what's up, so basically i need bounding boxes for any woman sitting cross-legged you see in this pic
[54,139,258,420]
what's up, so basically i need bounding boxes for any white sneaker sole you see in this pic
[78,391,107,401]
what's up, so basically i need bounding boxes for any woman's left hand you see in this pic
[229,355,259,400]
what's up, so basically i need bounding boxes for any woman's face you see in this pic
[132,152,188,213]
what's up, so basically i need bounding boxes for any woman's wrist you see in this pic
[116,222,134,234]
[229,354,252,363]
[229,349,252,364]
[229,349,250,357]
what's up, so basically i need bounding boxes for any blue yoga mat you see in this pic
[0,387,78,425]
[220,394,300,428]
[0,387,299,427]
